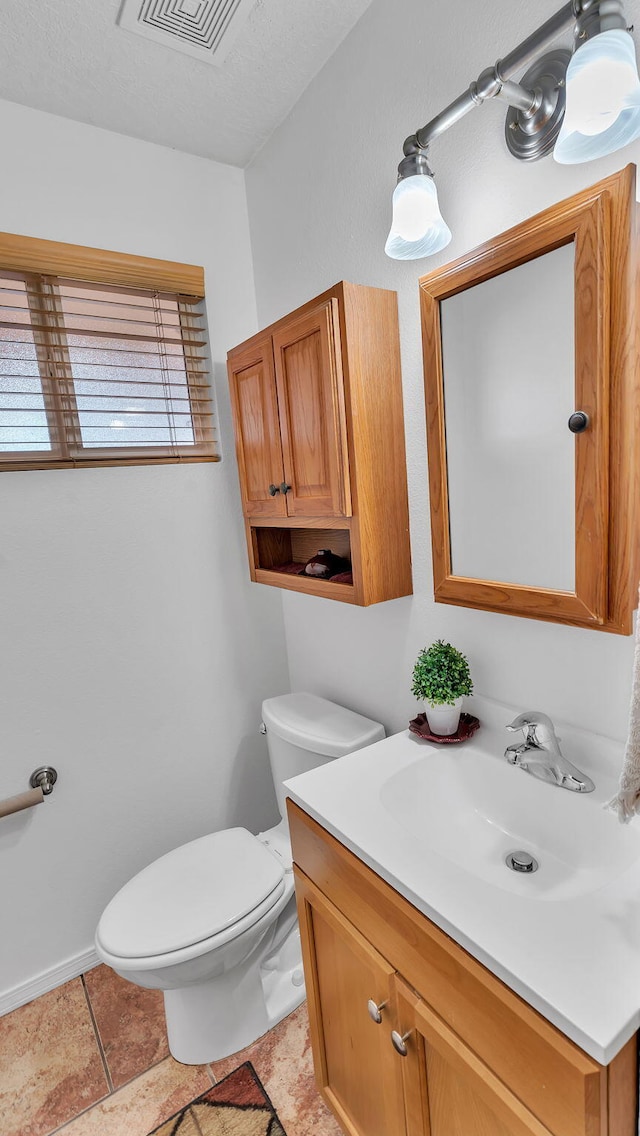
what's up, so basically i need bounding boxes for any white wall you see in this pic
[245,0,639,741]
[0,100,289,1003]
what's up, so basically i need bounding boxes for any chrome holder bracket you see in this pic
[29,766,58,796]
[505,49,571,160]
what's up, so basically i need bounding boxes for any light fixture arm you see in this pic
[493,80,538,114]
[586,0,627,34]
[387,0,640,259]
[402,0,607,163]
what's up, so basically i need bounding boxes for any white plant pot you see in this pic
[424,697,463,737]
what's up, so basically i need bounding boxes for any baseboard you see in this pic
[0,947,100,1017]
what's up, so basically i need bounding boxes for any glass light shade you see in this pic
[385,174,452,260]
[554,29,640,164]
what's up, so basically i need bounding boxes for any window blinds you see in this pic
[0,271,216,470]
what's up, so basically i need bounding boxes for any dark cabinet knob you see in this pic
[268,483,280,496]
[568,411,589,434]
[280,482,291,494]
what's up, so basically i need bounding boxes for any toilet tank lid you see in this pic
[261,693,384,758]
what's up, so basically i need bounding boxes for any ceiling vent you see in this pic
[118,0,256,66]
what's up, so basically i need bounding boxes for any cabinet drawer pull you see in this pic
[390,1029,411,1056]
[268,484,281,496]
[280,482,291,494]
[367,998,388,1024]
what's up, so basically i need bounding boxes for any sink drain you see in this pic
[505,850,539,874]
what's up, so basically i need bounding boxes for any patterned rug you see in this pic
[149,1062,287,1136]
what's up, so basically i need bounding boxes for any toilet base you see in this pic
[163,928,306,1064]
[261,927,306,1035]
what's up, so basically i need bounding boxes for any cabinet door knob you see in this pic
[268,484,281,496]
[568,411,589,433]
[367,998,388,1024]
[390,1029,411,1056]
[280,482,291,495]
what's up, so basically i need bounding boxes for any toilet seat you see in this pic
[96,827,286,963]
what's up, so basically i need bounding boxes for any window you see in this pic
[0,234,216,470]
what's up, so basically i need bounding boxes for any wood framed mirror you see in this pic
[420,166,638,633]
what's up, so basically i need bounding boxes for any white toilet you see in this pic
[95,692,384,1064]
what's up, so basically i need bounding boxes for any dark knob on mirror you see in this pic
[568,411,589,434]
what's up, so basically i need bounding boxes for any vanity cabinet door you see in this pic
[227,337,287,517]
[272,300,351,518]
[395,977,559,1136]
[294,867,406,1136]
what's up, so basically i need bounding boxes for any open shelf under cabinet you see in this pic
[249,524,356,603]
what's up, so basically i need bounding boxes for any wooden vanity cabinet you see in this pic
[227,282,412,605]
[294,870,406,1136]
[289,801,638,1136]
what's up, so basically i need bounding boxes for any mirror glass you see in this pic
[440,243,576,591]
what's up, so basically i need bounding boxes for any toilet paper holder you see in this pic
[0,766,58,820]
[29,766,58,795]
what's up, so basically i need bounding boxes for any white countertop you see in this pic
[284,695,640,1064]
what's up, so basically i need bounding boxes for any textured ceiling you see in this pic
[0,0,372,167]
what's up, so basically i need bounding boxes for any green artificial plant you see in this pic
[411,640,473,706]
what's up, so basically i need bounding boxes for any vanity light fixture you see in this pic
[386,0,640,259]
[554,23,640,162]
[384,152,452,260]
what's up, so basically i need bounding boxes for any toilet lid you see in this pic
[97,828,285,958]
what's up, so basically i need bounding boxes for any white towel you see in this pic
[609,585,640,823]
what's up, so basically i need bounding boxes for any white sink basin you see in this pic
[380,739,640,900]
[284,694,640,1062]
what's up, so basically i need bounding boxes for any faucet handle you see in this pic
[506,712,557,748]
[506,718,537,747]
[506,713,531,735]
[507,711,553,729]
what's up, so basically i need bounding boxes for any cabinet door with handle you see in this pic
[294,867,406,1136]
[395,977,564,1136]
[227,338,287,517]
[273,300,351,517]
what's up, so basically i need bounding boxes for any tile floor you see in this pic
[0,965,342,1136]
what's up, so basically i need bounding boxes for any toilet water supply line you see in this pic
[0,767,58,819]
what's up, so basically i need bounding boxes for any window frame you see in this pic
[0,232,217,471]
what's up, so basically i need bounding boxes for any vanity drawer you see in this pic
[289,801,636,1136]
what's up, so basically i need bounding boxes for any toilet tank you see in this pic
[261,692,385,824]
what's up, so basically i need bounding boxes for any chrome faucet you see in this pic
[504,711,595,793]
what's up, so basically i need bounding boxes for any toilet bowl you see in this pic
[95,693,384,1064]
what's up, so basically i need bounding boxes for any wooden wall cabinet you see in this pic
[227,282,412,606]
[289,801,638,1136]
[420,166,639,633]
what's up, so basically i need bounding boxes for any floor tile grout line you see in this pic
[7,993,322,1136]
[81,972,114,1094]
[113,1049,198,1092]
[1,977,112,1136]
[48,1059,240,1136]
[45,1053,205,1136]
[45,1055,202,1136]
[48,1091,111,1136]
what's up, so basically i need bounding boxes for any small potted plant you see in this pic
[411,640,473,736]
